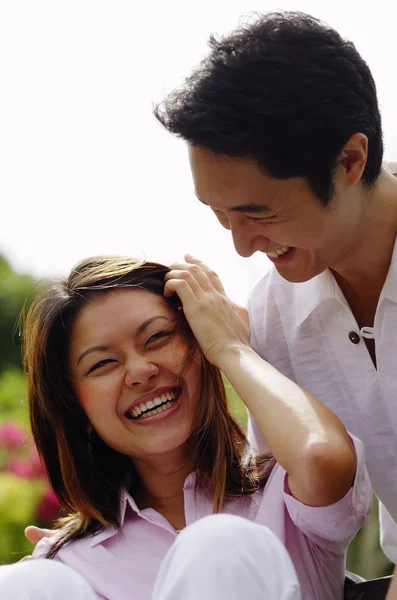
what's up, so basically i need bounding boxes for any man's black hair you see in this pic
[155,11,383,204]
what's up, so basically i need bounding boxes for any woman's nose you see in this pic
[125,358,159,387]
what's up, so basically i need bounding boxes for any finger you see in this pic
[24,526,54,544]
[164,278,199,307]
[165,267,208,297]
[184,255,226,294]
[168,261,219,295]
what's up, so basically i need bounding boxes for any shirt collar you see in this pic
[293,269,349,328]
[380,236,397,304]
[293,235,397,327]
[90,489,139,548]
[90,472,197,548]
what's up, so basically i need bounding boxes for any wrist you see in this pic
[214,342,254,373]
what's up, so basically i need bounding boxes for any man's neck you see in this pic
[330,168,397,302]
[327,168,397,366]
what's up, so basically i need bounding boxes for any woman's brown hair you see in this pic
[21,255,271,557]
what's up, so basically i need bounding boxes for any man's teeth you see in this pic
[128,391,178,420]
[266,246,290,258]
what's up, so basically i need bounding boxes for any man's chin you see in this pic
[274,263,325,284]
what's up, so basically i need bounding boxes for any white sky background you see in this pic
[0,0,396,305]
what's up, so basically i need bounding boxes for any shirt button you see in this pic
[348,331,360,344]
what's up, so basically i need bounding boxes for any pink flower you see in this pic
[5,457,36,479]
[36,488,61,523]
[0,423,27,449]
[28,446,47,478]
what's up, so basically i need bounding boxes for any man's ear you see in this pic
[338,133,368,186]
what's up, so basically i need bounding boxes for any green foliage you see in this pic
[0,368,29,427]
[0,257,61,564]
[224,375,248,427]
[347,496,393,579]
[0,256,38,373]
[0,473,43,563]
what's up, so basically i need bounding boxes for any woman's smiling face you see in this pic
[68,288,201,461]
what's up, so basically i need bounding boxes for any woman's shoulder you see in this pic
[32,523,115,563]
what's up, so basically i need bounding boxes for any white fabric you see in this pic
[153,514,301,600]
[248,227,397,562]
[0,516,301,600]
[0,560,99,600]
[380,503,397,564]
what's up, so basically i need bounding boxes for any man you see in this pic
[155,11,397,562]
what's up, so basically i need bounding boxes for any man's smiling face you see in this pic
[189,145,365,283]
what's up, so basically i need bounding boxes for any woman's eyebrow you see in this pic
[136,316,170,336]
[77,345,112,366]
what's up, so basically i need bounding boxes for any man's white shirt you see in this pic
[248,166,397,561]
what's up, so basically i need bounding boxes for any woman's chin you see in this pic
[128,430,193,462]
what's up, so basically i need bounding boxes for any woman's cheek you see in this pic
[75,380,107,412]
[74,383,93,413]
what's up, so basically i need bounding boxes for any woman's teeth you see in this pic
[266,246,290,258]
[127,390,178,420]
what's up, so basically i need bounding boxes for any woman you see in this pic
[2,254,371,599]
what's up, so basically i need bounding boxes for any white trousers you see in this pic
[0,515,301,600]
[0,559,97,599]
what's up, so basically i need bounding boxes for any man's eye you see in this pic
[245,215,267,222]
[145,331,173,346]
[88,359,115,374]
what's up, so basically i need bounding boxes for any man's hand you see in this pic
[164,255,251,367]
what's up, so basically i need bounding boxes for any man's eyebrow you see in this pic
[230,203,270,213]
[77,316,170,366]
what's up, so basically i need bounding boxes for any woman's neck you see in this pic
[132,448,193,531]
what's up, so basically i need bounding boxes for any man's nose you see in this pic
[231,227,267,258]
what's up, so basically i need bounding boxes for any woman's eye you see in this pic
[87,359,115,374]
[145,331,173,346]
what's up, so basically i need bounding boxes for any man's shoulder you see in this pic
[248,266,333,348]
[248,267,303,370]
[249,265,311,314]
[248,267,298,341]
[385,160,397,175]
[250,264,285,298]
